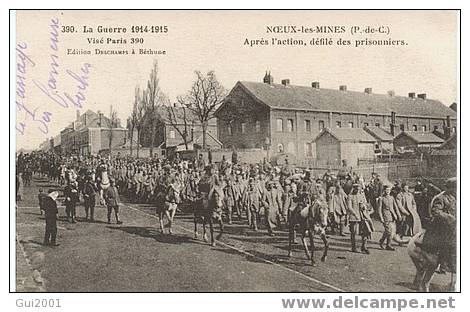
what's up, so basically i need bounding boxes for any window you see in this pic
[287,119,294,132]
[305,120,311,132]
[452,126,456,133]
[421,125,427,132]
[363,122,369,127]
[169,130,176,139]
[277,143,284,153]
[227,123,232,136]
[241,122,246,134]
[412,125,418,131]
[400,124,405,131]
[348,122,354,128]
[318,120,325,130]
[336,121,342,128]
[255,120,261,133]
[287,142,295,153]
[304,142,313,157]
[375,123,380,127]
[276,119,283,132]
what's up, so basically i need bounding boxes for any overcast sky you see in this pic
[15,10,458,150]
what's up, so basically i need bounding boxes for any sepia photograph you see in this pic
[12,9,459,294]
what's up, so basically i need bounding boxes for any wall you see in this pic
[198,149,267,164]
[340,142,375,167]
[315,132,340,165]
[217,85,270,149]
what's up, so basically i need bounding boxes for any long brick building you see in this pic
[215,73,457,165]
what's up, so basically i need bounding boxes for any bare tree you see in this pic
[107,105,119,159]
[145,60,168,158]
[128,86,143,157]
[135,87,146,158]
[166,104,191,150]
[178,70,226,149]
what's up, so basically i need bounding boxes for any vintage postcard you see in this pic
[12,10,459,297]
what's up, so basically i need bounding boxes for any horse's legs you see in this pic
[320,232,329,262]
[308,230,316,266]
[159,211,164,233]
[300,232,310,260]
[209,216,215,246]
[202,218,208,242]
[410,256,425,290]
[287,225,294,258]
[216,217,224,240]
[193,214,198,238]
[164,210,172,234]
[422,263,439,292]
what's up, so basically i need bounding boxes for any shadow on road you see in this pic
[107,225,194,245]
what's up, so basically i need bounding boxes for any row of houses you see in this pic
[214,72,457,166]
[39,72,457,166]
[39,110,128,156]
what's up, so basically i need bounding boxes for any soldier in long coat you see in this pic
[378,185,400,250]
[327,183,348,236]
[347,184,373,254]
[262,179,283,236]
[242,178,262,231]
[396,184,422,238]
[421,178,456,273]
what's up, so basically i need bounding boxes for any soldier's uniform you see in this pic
[422,190,456,272]
[64,182,79,223]
[103,181,123,224]
[83,178,97,221]
[242,179,262,231]
[378,191,399,250]
[43,192,59,246]
[347,186,373,254]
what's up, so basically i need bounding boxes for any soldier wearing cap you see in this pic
[64,181,79,223]
[242,177,262,231]
[347,183,373,254]
[103,178,123,224]
[378,185,400,250]
[83,175,98,221]
[262,178,283,236]
[420,178,456,273]
[43,190,60,247]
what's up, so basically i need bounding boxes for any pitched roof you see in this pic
[395,131,444,144]
[363,126,393,142]
[235,81,456,119]
[314,128,377,143]
[439,133,457,150]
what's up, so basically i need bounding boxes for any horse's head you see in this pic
[212,190,224,208]
[312,198,329,228]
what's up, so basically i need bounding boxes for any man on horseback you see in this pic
[420,178,456,273]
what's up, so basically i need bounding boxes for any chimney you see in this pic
[281,79,290,86]
[408,92,416,99]
[390,111,397,136]
[387,90,395,97]
[263,71,273,84]
[312,81,320,89]
[444,115,452,138]
[76,109,80,121]
[339,85,347,91]
[364,88,372,94]
[417,93,427,100]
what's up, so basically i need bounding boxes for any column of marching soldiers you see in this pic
[15,151,455,269]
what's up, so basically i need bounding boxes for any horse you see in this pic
[407,231,456,292]
[194,188,225,246]
[287,196,329,266]
[156,183,181,234]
